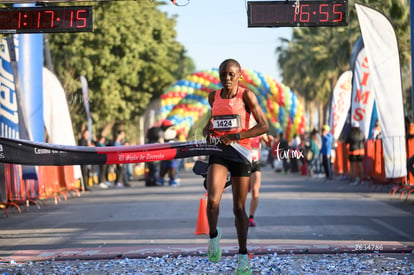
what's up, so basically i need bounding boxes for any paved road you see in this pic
[0,166,413,273]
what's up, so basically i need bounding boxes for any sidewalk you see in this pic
[0,166,414,274]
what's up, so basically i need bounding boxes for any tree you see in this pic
[276,0,410,127]
[277,26,354,126]
[48,1,194,137]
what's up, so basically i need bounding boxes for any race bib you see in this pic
[213,115,241,132]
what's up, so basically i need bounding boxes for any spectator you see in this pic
[112,130,131,188]
[145,126,164,187]
[305,131,320,177]
[311,128,323,177]
[371,119,382,140]
[123,141,134,184]
[158,120,180,187]
[406,115,414,178]
[78,129,92,191]
[321,124,333,180]
[95,134,110,189]
[266,134,276,167]
[289,134,301,174]
[278,131,290,174]
[346,121,366,185]
[177,131,187,172]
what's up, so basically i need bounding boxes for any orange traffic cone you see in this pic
[194,194,209,235]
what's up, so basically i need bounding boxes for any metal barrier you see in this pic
[0,165,81,218]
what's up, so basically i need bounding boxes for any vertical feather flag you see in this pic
[43,67,82,180]
[350,45,376,138]
[329,70,353,140]
[356,3,406,178]
[80,75,92,141]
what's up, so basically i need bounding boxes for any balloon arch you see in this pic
[157,68,306,140]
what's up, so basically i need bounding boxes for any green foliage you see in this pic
[48,1,194,135]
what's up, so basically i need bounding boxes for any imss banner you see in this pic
[350,46,375,138]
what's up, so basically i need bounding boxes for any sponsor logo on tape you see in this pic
[118,153,167,162]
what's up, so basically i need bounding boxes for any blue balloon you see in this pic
[279,108,284,122]
[257,72,270,94]
[175,80,187,86]
[290,108,296,120]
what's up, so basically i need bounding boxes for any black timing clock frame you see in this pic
[0,5,93,34]
[247,0,348,27]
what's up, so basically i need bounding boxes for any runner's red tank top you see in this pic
[211,87,251,151]
[250,136,261,162]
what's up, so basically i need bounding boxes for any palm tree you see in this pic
[276,0,410,128]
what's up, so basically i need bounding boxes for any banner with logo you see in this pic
[329,70,352,140]
[0,38,18,202]
[350,46,376,138]
[0,38,25,201]
[356,3,407,178]
[0,137,245,166]
[0,38,19,139]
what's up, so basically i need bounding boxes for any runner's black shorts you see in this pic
[208,155,251,177]
[251,161,261,173]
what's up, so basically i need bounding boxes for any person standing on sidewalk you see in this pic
[309,128,323,177]
[346,121,365,185]
[112,130,131,188]
[307,131,321,177]
[78,129,93,191]
[158,120,180,187]
[203,58,269,274]
[95,134,110,189]
[321,124,333,180]
[278,131,290,174]
[248,133,273,227]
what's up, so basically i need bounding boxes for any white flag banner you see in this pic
[350,47,375,138]
[43,67,82,179]
[356,3,407,178]
[330,70,352,140]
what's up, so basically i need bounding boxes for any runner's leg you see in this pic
[206,163,227,236]
[232,176,250,253]
[249,171,261,218]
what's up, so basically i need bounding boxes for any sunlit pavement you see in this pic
[0,165,413,263]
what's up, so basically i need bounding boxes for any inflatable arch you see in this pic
[158,68,306,140]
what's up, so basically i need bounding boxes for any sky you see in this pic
[160,0,292,82]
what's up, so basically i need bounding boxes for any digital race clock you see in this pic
[247,0,348,27]
[0,6,93,33]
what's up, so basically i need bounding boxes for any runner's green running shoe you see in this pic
[207,227,222,262]
[236,253,251,275]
